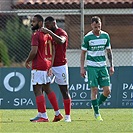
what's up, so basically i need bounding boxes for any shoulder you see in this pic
[85,31,93,37]
[56,28,68,36]
[32,31,37,36]
[84,31,93,39]
[32,30,40,37]
[101,30,109,36]
[101,30,110,40]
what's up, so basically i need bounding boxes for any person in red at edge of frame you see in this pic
[41,16,71,122]
[25,14,63,122]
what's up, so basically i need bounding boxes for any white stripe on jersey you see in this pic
[86,60,106,67]
[81,47,87,51]
[87,50,105,57]
[89,39,107,46]
[106,45,111,49]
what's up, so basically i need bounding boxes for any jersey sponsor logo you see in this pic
[89,39,107,46]
[91,45,105,51]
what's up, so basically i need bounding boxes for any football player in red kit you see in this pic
[25,14,63,122]
[41,16,71,122]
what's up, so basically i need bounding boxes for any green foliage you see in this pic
[0,109,132,133]
[0,40,10,66]
[0,16,31,63]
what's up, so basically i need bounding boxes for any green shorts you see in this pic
[87,66,110,88]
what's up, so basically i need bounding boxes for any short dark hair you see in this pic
[91,16,101,24]
[34,14,43,22]
[45,16,55,22]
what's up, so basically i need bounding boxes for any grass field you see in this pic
[0,109,132,133]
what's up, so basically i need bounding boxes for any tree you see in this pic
[0,15,31,63]
[0,40,10,66]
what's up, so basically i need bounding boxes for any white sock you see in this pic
[65,115,71,119]
[37,112,41,117]
[95,114,100,117]
[41,112,48,119]
[55,110,60,116]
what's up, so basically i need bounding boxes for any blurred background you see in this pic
[0,0,133,67]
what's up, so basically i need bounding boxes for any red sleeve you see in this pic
[31,32,39,46]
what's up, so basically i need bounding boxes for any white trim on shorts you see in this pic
[52,64,69,85]
[31,70,51,85]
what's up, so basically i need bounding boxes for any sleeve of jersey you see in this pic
[105,34,111,49]
[81,36,88,51]
[31,32,39,46]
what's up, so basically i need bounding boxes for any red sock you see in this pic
[63,98,71,115]
[36,95,46,113]
[47,91,59,111]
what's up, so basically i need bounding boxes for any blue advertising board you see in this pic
[0,67,132,109]
[0,68,35,109]
[116,67,133,108]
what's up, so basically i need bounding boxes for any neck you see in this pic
[93,30,100,36]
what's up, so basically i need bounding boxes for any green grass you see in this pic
[0,109,133,133]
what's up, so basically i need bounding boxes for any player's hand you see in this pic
[80,67,86,78]
[47,68,53,76]
[40,27,50,34]
[109,66,114,76]
[25,61,31,69]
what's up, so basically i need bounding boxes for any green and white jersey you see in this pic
[81,30,111,67]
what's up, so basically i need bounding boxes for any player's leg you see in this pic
[91,87,103,121]
[30,84,49,122]
[52,64,71,122]
[98,67,111,106]
[88,67,103,121]
[30,70,49,122]
[98,86,111,106]
[87,66,99,115]
[58,85,71,122]
[91,87,99,114]
[91,88,103,121]
[43,83,63,122]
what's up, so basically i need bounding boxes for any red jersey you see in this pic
[53,28,68,67]
[31,30,53,70]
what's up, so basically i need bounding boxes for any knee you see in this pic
[104,89,111,97]
[91,88,98,99]
[34,89,42,96]
[62,91,70,99]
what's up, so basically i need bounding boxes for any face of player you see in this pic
[31,17,40,31]
[44,21,55,32]
[91,21,101,34]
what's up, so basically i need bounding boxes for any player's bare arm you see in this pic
[106,49,114,75]
[41,27,66,44]
[80,50,87,78]
[107,49,113,67]
[25,46,38,68]
[51,44,55,67]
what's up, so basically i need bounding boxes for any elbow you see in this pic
[32,52,37,57]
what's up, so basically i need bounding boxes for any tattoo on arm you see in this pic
[107,50,113,67]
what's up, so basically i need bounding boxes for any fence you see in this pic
[0,4,133,67]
